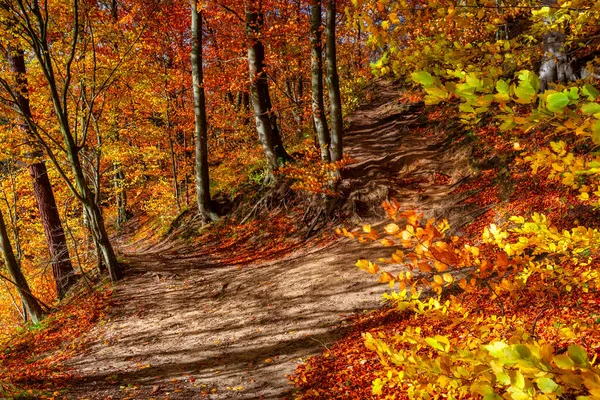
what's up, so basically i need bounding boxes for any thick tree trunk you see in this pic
[6,46,75,299]
[310,0,331,163]
[539,0,578,92]
[246,8,291,174]
[325,0,343,162]
[0,209,43,324]
[28,163,75,298]
[191,0,218,222]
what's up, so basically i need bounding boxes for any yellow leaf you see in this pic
[385,223,400,234]
[381,238,395,246]
[392,252,404,263]
[443,273,454,283]
[433,275,443,284]
[363,225,372,233]
[379,271,395,283]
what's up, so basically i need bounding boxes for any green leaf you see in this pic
[424,86,449,99]
[496,80,510,94]
[536,377,560,394]
[567,344,588,366]
[412,71,434,86]
[546,92,571,112]
[581,103,600,115]
[514,81,537,104]
[517,70,540,92]
[425,337,446,352]
[459,103,475,113]
[486,341,509,358]
[568,87,580,100]
[495,371,511,386]
[554,354,575,369]
[512,370,525,390]
[582,84,600,101]
[514,344,532,360]
[593,121,600,145]
[471,382,495,396]
[466,73,482,88]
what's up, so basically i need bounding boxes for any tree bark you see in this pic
[246,7,291,175]
[114,164,128,228]
[6,46,75,299]
[191,0,218,222]
[539,0,578,92]
[310,0,331,163]
[325,0,343,162]
[0,209,44,324]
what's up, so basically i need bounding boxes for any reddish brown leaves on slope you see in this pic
[0,287,112,397]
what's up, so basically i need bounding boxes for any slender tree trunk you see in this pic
[114,164,127,228]
[325,0,343,162]
[310,0,331,163]
[246,8,290,175]
[0,209,43,324]
[6,46,75,299]
[191,0,218,221]
[168,134,181,212]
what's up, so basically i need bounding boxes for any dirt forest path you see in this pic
[66,81,480,399]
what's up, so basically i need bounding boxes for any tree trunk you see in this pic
[191,0,218,222]
[114,164,128,228]
[0,209,44,324]
[325,0,343,162]
[168,136,181,212]
[6,46,75,299]
[28,164,76,297]
[246,8,291,175]
[539,0,578,92]
[310,0,331,163]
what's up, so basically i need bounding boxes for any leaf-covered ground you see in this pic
[1,81,492,399]
[290,89,600,399]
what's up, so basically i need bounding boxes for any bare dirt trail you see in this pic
[65,81,481,399]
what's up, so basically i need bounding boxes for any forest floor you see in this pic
[57,81,484,399]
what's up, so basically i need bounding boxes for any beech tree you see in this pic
[325,0,343,162]
[246,5,291,176]
[310,0,331,163]
[191,0,218,222]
